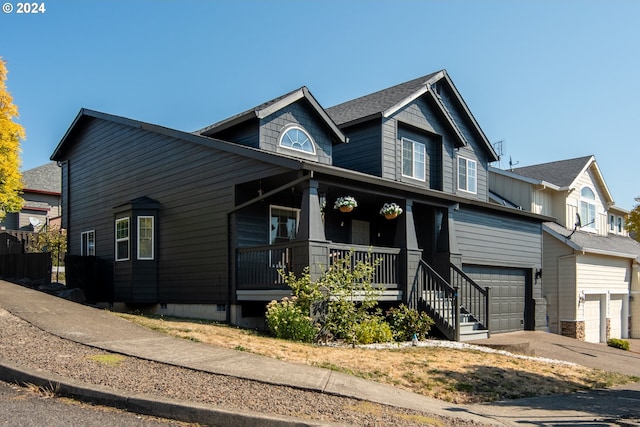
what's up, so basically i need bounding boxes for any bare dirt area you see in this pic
[116,313,637,404]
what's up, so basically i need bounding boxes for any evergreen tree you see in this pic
[0,57,25,220]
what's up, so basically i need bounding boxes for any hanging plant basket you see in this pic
[380,202,403,219]
[334,196,357,212]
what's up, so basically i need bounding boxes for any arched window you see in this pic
[580,187,596,229]
[279,126,316,154]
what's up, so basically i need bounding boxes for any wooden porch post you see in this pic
[296,179,325,242]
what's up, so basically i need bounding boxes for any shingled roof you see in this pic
[545,221,640,260]
[22,162,61,194]
[511,155,594,188]
[196,86,346,143]
[326,71,441,126]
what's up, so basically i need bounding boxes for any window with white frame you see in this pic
[580,187,596,229]
[279,126,316,154]
[137,216,154,260]
[618,217,623,233]
[270,206,299,244]
[458,156,477,193]
[115,217,130,261]
[610,215,615,231]
[402,138,426,181]
[81,230,95,256]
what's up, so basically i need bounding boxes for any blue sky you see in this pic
[1,0,639,209]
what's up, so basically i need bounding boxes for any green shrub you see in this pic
[277,251,384,345]
[265,297,318,343]
[386,304,434,342]
[607,338,630,351]
[353,317,394,345]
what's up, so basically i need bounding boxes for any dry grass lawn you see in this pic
[115,313,637,404]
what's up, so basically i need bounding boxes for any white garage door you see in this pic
[584,295,602,343]
[609,295,623,339]
[463,266,527,333]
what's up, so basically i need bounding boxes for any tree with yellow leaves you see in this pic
[0,57,25,221]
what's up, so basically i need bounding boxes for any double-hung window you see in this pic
[402,138,425,181]
[137,216,154,260]
[580,187,596,230]
[458,156,477,193]
[115,217,130,261]
[81,230,95,256]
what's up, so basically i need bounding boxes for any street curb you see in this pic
[0,357,340,427]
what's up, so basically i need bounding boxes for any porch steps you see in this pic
[459,321,489,341]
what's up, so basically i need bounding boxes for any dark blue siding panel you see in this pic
[62,117,290,303]
[333,122,382,176]
[453,207,542,268]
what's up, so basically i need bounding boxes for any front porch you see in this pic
[229,174,490,341]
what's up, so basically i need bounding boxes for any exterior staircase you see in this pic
[410,260,490,342]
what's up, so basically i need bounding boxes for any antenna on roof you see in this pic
[509,156,519,170]
[491,140,504,168]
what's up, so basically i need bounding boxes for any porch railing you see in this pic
[450,264,490,331]
[236,242,400,290]
[413,259,459,341]
[328,243,400,288]
[236,244,292,288]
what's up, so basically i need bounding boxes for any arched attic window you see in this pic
[580,187,596,230]
[279,125,316,154]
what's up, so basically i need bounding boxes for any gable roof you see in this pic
[512,156,594,188]
[196,86,347,144]
[51,109,552,225]
[22,162,61,194]
[511,155,614,204]
[544,221,640,261]
[326,70,498,162]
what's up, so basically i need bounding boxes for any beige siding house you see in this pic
[490,156,640,342]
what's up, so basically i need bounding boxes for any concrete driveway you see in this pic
[469,330,640,378]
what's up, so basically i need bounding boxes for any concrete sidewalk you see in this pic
[1,279,640,426]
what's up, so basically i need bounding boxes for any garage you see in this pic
[462,266,528,333]
[609,295,623,339]
[584,294,602,343]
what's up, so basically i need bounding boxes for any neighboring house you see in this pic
[490,155,640,342]
[0,162,62,231]
[51,70,550,340]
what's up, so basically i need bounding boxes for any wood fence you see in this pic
[0,253,51,283]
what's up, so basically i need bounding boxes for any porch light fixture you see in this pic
[334,196,357,213]
[380,202,403,219]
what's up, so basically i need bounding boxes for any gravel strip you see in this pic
[0,308,489,426]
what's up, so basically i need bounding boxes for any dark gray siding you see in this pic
[63,117,290,303]
[207,120,259,148]
[397,124,442,191]
[453,207,542,268]
[262,100,333,165]
[333,121,382,176]
[436,85,490,202]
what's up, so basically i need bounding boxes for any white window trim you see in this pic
[81,230,95,256]
[579,186,597,231]
[401,137,426,181]
[457,156,477,194]
[269,205,300,245]
[137,216,154,260]
[115,217,130,262]
[278,125,317,155]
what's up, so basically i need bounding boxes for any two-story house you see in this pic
[490,155,640,342]
[0,162,62,231]
[51,70,550,340]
